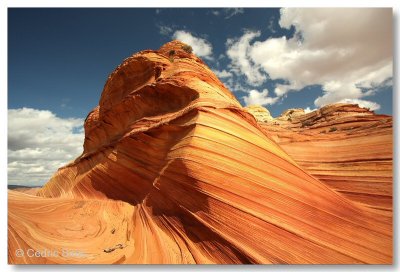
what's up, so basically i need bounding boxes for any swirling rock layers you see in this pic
[249,104,393,211]
[8,41,392,264]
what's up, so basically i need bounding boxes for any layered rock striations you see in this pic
[248,104,393,211]
[245,105,274,122]
[8,41,392,264]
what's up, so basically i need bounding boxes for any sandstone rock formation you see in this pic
[8,41,392,264]
[249,104,393,212]
[277,108,306,121]
[245,105,274,122]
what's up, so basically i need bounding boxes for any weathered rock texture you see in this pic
[245,105,274,122]
[8,41,392,264]
[249,104,393,212]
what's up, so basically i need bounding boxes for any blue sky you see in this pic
[7,8,393,185]
[8,8,393,118]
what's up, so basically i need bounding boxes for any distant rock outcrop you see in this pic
[252,103,393,211]
[245,105,274,122]
[8,42,392,264]
[277,108,306,121]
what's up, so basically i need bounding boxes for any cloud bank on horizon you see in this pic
[161,8,392,112]
[8,108,84,186]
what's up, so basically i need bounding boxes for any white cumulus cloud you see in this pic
[8,108,84,186]
[173,30,213,60]
[212,69,233,79]
[243,89,279,106]
[226,31,266,86]
[226,8,392,109]
[304,107,316,113]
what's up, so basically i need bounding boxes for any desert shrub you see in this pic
[301,120,312,127]
[168,50,175,62]
[329,127,338,132]
[182,44,193,54]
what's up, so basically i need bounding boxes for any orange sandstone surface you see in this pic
[247,104,393,212]
[8,41,392,264]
